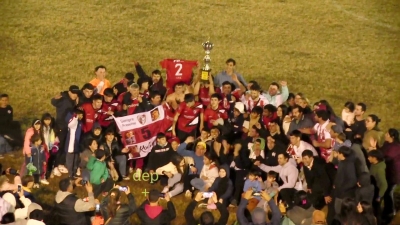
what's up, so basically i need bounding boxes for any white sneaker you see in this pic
[162,186,169,194]
[58,165,68,174]
[185,190,192,198]
[134,168,142,179]
[129,167,134,173]
[76,168,81,176]
[40,179,49,185]
[53,168,61,177]
[123,176,130,180]
[33,184,40,189]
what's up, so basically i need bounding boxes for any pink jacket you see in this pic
[23,128,38,155]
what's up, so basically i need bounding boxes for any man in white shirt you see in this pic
[254,152,298,208]
[287,130,318,164]
[312,110,333,162]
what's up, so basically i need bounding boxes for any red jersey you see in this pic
[217,88,242,110]
[123,93,140,115]
[203,106,228,129]
[262,112,278,127]
[242,95,268,113]
[160,59,198,90]
[98,100,119,127]
[81,103,99,133]
[140,90,149,99]
[160,103,175,138]
[176,102,203,133]
[117,92,128,110]
[199,87,211,107]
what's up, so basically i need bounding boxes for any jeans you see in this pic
[114,155,127,177]
[93,178,114,198]
[191,178,206,191]
[167,173,184,197]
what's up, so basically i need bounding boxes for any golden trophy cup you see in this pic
[201,40,214,82]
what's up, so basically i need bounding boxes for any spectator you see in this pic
[341,101,355,128]
[367,150,387,223]
[334,146,358,214]
[357,201,377,225]
[86,150,114,197]
[156,154,187,198]
[40,113,58,181]
[21,175,36,202]
[64,109,84,178]
[190,152,218,192]
[287,190,315,225]
[54,178,95,225]
[90,65,111,95]
[1,212,15,224]
[26,134,46,188]
[276,104,291,135]
[214,58,247,88]
[78,83,95,106]
[0,168,21,192]
[2,191,32,220]
[363,114,384,151]
[26,209,45,225]
[14,203,43,225]
[355,172,374,204]
[136,189,176,225]
[51,85,80,172]
[79,138,98,177]
[287,105,314,137]
[101,130,130,180]
[331,198,368,225]
[185,192,229,225]
[380,128,400,223]
[133,61,167,98]
[237,189,281,225]
[0,94,23,152]
[207,165,233,208]
[230,140,252,207]
[0,198,11,221]
[262,81,289,107]
[346,102,367,141]
[114,72,134,91]
[242,170,262,200]
[100,187,136,225]
[20,119,41,176]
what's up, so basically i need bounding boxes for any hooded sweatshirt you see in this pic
[147,143,177,171]
[136,200,176,225]
[23,119,40,155]
[355,172,374,204]
[208,165,233,200]
[2,193,32,220]
[287,205,315,225]
[369,161,388,198]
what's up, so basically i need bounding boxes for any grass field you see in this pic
[1,0,400,224]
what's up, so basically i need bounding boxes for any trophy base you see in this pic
[200,70,210,83]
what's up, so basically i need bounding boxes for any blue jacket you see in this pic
[30,145,45,174]
[64,112,82,153]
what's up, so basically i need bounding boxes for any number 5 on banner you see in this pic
[141,127,151,139]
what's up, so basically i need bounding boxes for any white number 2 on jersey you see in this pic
[175,63,183,76]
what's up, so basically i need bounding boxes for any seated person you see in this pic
[190,152,219,192]
[0,168,21,192]
[21,175,36,202]
[136,189,176,224]
[86,150,114,197]
[286,191,316,225]
[206,165,233,209]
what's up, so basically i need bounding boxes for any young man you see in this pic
[122,83,142,115]
[81,94,102,133]
[98,88,119,129]
[147,133,176,182]
[203,93,228,130]
[312,110,333,162]
[172,93,204,142]
[241,83,268,113]
[262,81,289,107]
[287,130,318,163]
[166,82,191,111]
[78,83,95,106]
[346,102,367,141]
[192,71,215,108]
[217,81,244,113]
[287,105,315,138]
[368,150,387,221]
[133,61,167,98]
[65,108,84,178]
[214,58,247,87]
[115,72,135,90]
[0,94,22,150]
[89,65,111,95]
[136,189,176,224]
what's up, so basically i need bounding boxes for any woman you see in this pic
[190,152,219,192]
[286,190,315,225]
[157,154,187,198]
[41,113,59,182]
[357,201,377,225]
[20,119,41,176]
[207,165,233,209]
[276,104,291,135]
[380,128,400,222]
[100,186,136,225]
[362,114,384,151]
[331,198,368,225]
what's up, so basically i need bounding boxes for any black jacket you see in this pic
[355,173,374,204]
[135,63,167,98]
[184,201,229,225]
[303,157,333,197]
[136,200,176,225]
[264,142,286,167]
[51,91,77,129]
[101,139,125,158]
[147,143,177,171]
[100,193,136,225]
[334,155,358,198]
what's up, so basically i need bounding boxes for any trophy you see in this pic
[201,40,214,82]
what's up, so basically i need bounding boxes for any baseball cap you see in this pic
[331,125,343,134]
[234,102,245,114]
[69,85,80,94]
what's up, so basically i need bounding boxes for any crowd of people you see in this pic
[0,58,400,225]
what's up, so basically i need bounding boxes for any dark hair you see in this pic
[319,100,337,118]
[338,198,363,225]
[287,93,295,101]
[204,152,216,163]
[95,65,106,72]
[156,132,166,140]
[86,138,97,148]
[225,58,236,65]
[315,110,329,121]
[344,101,355,112]
[151,69,161,76]
[105,129,115,136]
[277,104,289,117]
[107,188,121,218]
[292,105,304,114]
[74,107,84,115]
[171,154,185,175]
[301,149,314,158]
[82,83,95,91]
[263,104,277,113]
[59,178,71,191]
[279,152,290,160]
[125,72,135,81]
[150,91,161,99]
[250,83,261,92]
[294,190,312,209]
[367,150,384,162]
[40,113,54,131]
[137,76,151,89]
[22,175,34,187]
[289,130,302,138]
[1,212,15,223]
[184,93,195,103]
[221,81,234,89]
[251,106,263,115]
[149,189,160,203]
[200,211,215,225]
[387,128,399,142]
[270,82,280,89]
[267,170,278,178]
[359,201,377,225]
[92,94,103,102]
[0,94,9,98]
[338,146,352,158]
[103,88,114,97]
[95,149,106,159]
[29,209,44,221]
[210,93,220,101]
[368,114,381,130]
[248,170,261,177]
[356,102,367,112]
[30,134,42,144]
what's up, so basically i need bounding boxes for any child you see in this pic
[20,119,41,176]
[87,150,114,197]
[258,171,279,211]
[27,134,46,188]
[21,175,36,202]
[243,170,263,200]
